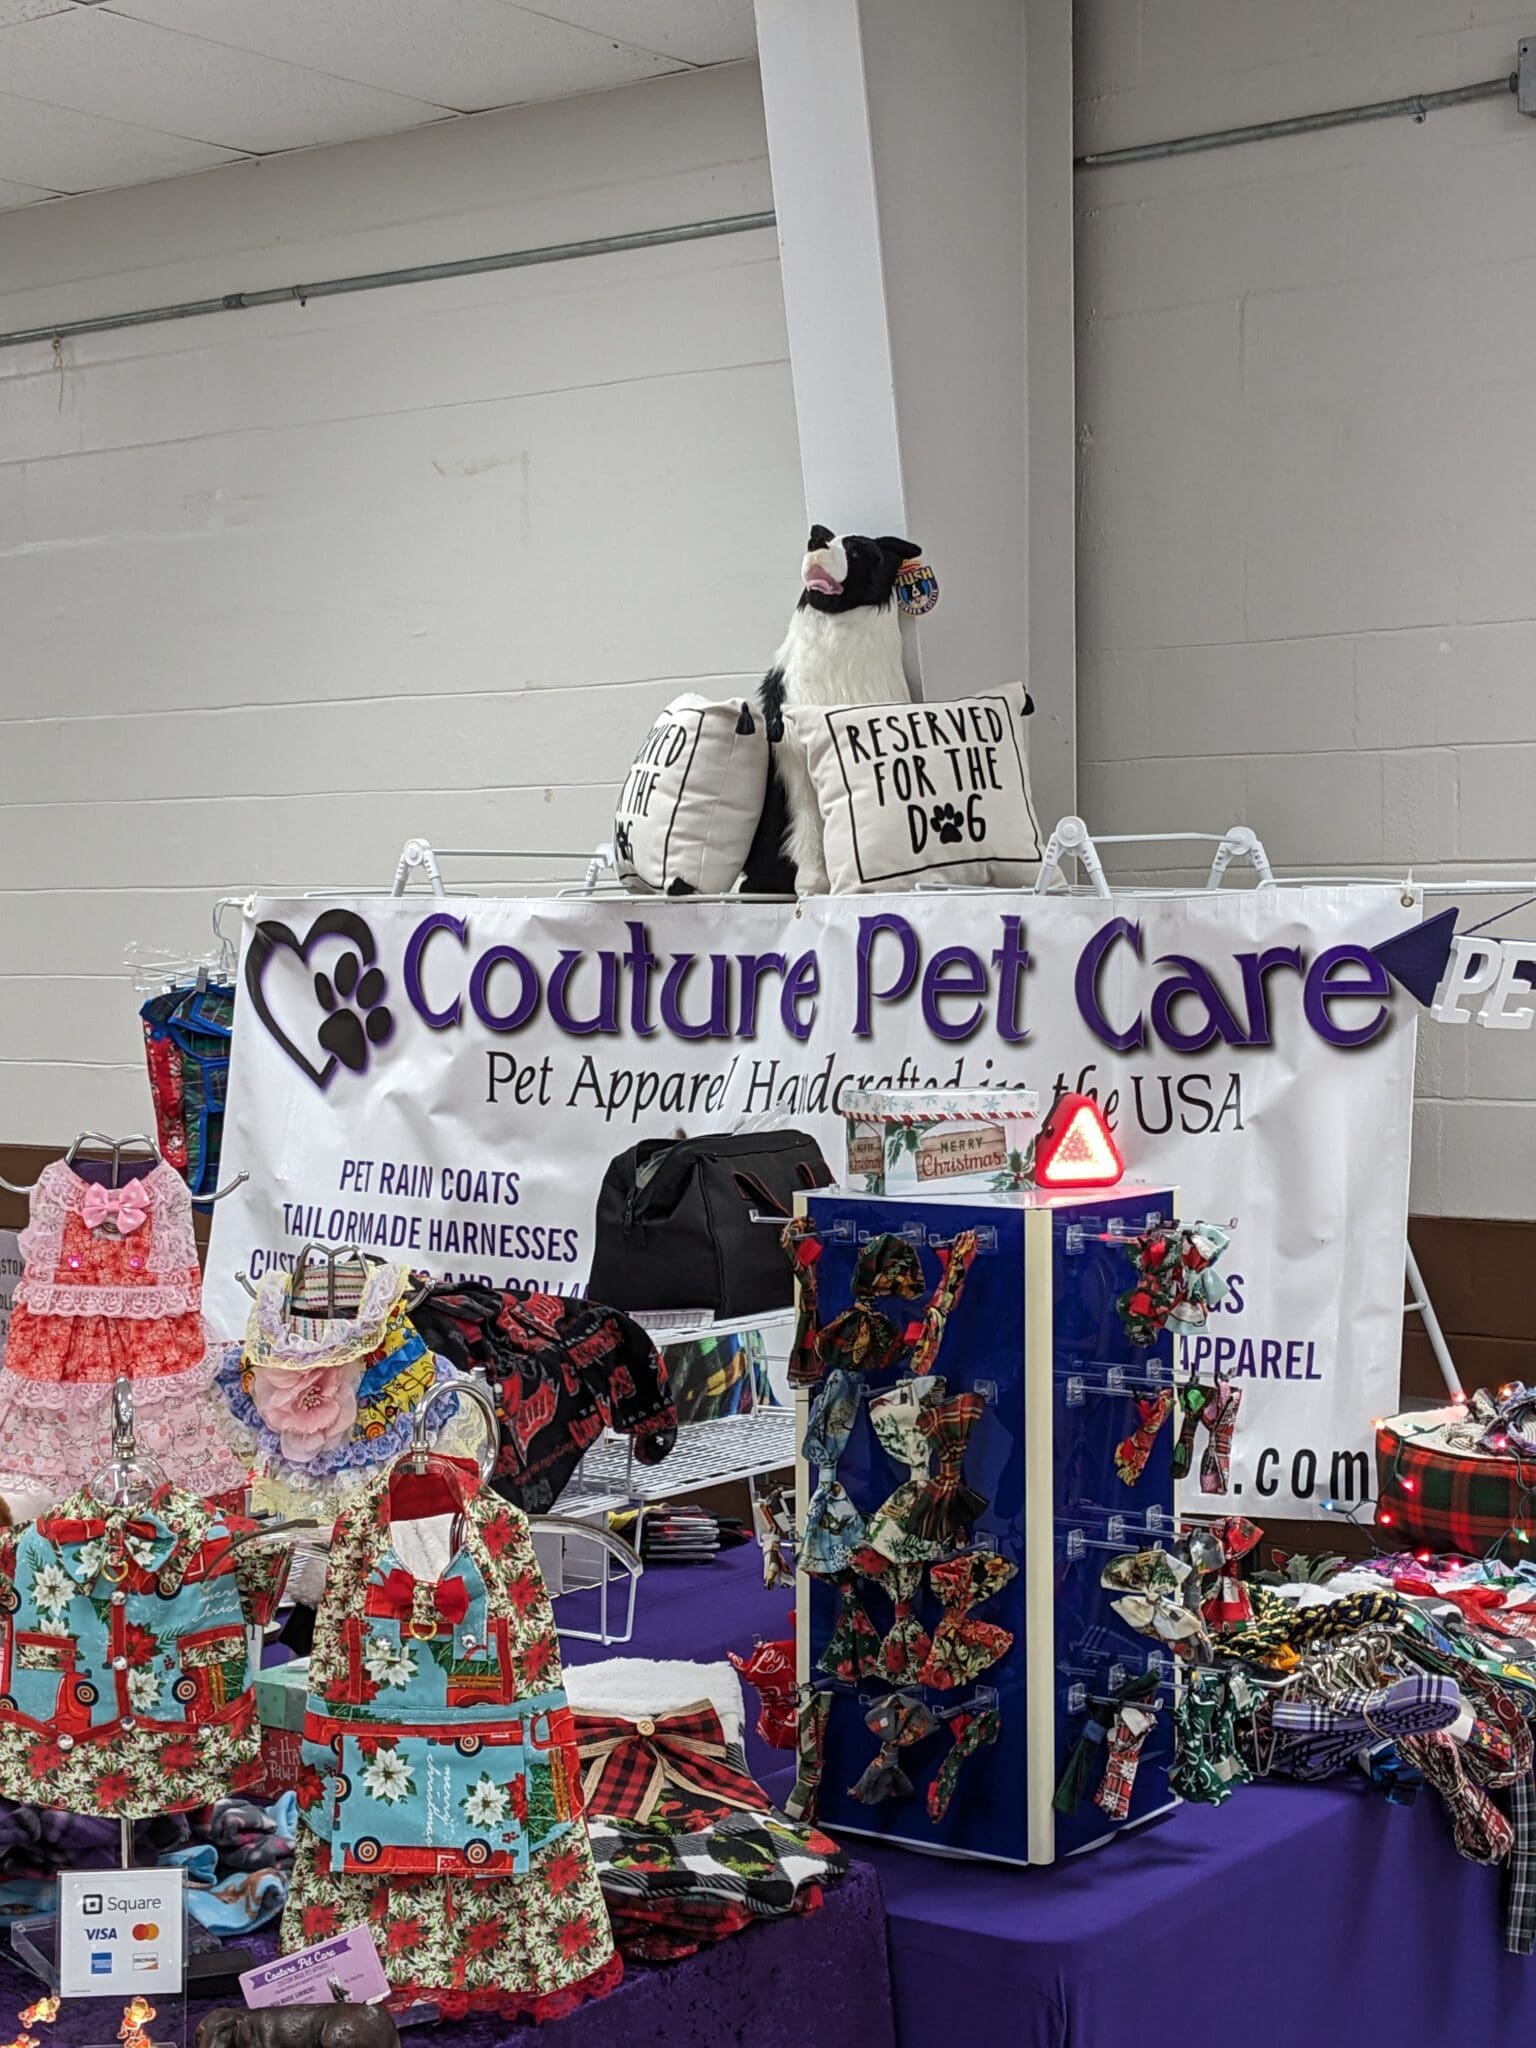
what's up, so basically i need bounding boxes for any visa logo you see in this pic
[86,1927,118,1940]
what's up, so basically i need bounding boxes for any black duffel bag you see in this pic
[588,1128,832,1318]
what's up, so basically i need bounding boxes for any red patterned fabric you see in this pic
[728,1639,798,1749]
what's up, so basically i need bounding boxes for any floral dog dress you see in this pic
[0,1485,284,1816]
[0,1160,245,1505]
[217,1266,459,1519]
[282,1459,619,2021]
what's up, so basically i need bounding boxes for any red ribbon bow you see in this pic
[365,1568,470,1629]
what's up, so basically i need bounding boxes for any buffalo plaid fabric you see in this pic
[574,1703,771,1826]
[1376,1415,1534,1561]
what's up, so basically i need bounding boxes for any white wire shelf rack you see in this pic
[557,1404,796,1519]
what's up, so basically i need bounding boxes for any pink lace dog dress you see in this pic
[0,1158,246,1505]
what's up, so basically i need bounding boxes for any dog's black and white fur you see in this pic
[741,525,918,895]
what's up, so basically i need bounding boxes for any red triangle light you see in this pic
[1033,1092,1125,1188]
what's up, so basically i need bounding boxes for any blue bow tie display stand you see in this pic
[795,1182,1182,1865]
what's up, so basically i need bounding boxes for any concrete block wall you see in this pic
[0,61,804,1143]
[1074,0,1536,1218]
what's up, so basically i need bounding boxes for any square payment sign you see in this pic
[59,1869,185,1998]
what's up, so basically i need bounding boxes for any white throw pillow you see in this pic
[784,682,1041,892]
[613,694,768,897]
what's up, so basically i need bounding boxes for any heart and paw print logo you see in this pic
[244,908,396,1088]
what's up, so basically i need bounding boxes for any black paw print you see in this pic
[314,953,393,1073]
[930,803,965,846]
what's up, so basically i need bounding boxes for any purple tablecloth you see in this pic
[575,1548,1536,2048]
[12,1545,1536,2048]
[865,1780,1529,2048]
[0,1861,892,2048]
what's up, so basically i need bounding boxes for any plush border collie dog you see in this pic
[741,525,918,895]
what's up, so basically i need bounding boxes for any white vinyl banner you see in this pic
[208,887,1418,1520]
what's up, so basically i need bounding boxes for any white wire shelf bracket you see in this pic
[557,1407,796,1519]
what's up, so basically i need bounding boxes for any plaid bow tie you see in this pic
[575,1701,769,1824]
[1095,1704,1157,1822]
[1200,1381,1243,1493]
[902,1392,987,1548]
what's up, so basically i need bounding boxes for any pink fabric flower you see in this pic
[252,1364,361,1461]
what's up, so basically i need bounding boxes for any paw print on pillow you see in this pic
[930,804,965,846]
[313,953,393,1074]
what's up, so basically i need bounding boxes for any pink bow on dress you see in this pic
[80,1182,152,1234]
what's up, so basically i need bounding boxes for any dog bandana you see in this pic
[728,1639,798,1750]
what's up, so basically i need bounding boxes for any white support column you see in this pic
[754,0,1077,824]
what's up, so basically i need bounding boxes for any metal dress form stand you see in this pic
[91,1381,165,1874]
[0,1129,248,1205]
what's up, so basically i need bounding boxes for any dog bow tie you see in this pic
[365,1569,470,1628]
[80,1183,152,1234]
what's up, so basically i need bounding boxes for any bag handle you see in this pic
[733,1170,790,1220]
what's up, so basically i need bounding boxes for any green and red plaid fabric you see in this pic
[1375,1416,1536,1561]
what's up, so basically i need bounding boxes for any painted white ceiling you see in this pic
[0,0,757,211]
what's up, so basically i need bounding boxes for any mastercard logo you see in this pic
[132,1923,159,1941]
